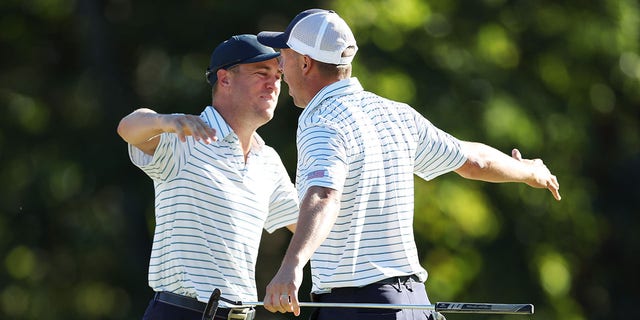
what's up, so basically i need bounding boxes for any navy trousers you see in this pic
[310,276,444,320]
[141,298,203,320]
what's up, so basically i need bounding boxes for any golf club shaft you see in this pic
[234,301,534,314]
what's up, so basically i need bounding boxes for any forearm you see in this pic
[456,141,532,183]
[263,186,340,315]
[117,108,165,146]
[280,186,340,270]
[455,141,561,200]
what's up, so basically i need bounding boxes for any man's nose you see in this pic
[266,75,280,89]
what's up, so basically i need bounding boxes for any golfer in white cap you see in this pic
[257,8,560,320]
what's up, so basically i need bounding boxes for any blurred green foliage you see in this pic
[1,0,638,319]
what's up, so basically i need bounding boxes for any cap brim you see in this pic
[257,31,290,49]
[208,52,280,85]
[242,52,281,64]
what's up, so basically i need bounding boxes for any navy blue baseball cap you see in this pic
[206,34,280,85]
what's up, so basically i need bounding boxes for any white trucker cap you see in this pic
[257,9,358,65]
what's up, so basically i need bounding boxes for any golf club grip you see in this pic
[435,302,534,314]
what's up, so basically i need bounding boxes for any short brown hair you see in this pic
[315,46,356,79]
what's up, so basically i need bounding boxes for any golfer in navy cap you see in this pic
[118,34,299,320]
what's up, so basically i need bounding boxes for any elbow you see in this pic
[116,119,126,139]
[117,108,156,141]
[116,118,131,141]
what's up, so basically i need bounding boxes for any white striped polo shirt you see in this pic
[129,106,299,304]
[296,78,467,293]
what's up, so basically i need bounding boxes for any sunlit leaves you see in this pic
[413,178,497,300]
[424,13,452,38]
[74,282,130,318]
[48,162,83,201]
[133,48,209,108]
[534,247,572,297]
[537,54,571,95]
[438,181,498,239]
[1,285,30,318]
[333,0,431,51]
[334,0,431,30]
[533,4,569,36]
[22,0,76,20]
[619,52,640,80]
[0,0,636,319]
[6,92,50,134]
[424,247,482,299]
[431,43,472,72]
[134,48,171,100]
[612,0,639,52]
[5,246,37,280]
[483,95,542,149]
[476,24,520,69]
[0,14,28,42]
[2,246,43,316]
[370,69,416,103]
[589,83,616,114]
[64,73,104,129]
[414,179,498,245]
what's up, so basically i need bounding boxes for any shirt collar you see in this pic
[302,77,364,116]
[200,106,265,151]
[200,106,233,139]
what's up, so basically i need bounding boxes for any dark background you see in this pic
[1,0,638,319]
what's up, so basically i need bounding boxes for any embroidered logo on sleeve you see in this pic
[307,170,326,180]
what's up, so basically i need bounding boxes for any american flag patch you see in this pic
[307,170,326,179]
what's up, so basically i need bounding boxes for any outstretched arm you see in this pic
[117,108,218,155]
[455,141,561,200]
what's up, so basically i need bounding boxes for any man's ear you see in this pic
[302,55,312,75]
[217,69,231,86]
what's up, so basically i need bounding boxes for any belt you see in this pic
[375,274,420,285]
[313,274,421,298]
[154,292,255,320]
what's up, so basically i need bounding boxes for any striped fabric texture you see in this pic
[129,106,299,304]
[296,78,467,293]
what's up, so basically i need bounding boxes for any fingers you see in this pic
[514,148,561,201]
[185,116,217,143]
[263,286,300,316]
[548,175,562,201]
[263,292,288,314]
[291,292,301,316]
[166,115,218,143]
[276,293,300,316]
[263,291,279,313]
[535,166,561,201]
[174,122,188,143]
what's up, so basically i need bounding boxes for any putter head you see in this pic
[202,288,221,320]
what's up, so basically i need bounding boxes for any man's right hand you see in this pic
[263,264,303,316]
[160,114,218,144]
